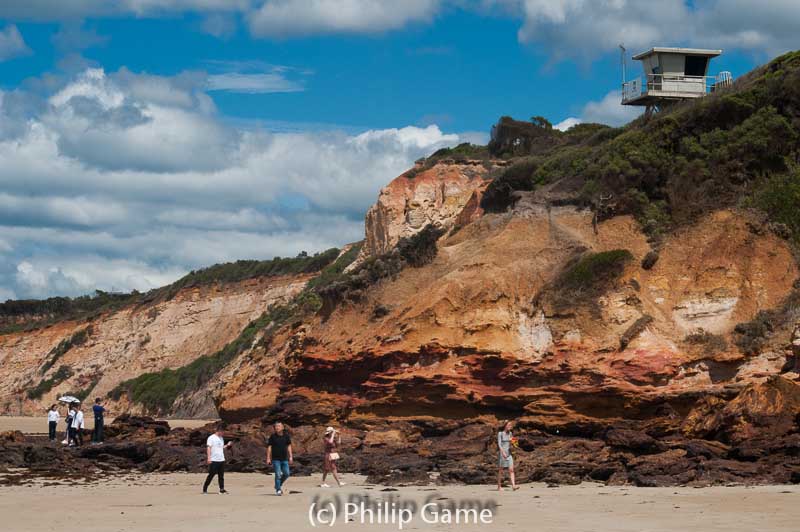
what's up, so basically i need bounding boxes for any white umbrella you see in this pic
[58,395,80,403]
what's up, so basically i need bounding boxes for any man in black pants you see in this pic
[47,404,59,441]
[203,425,232,494]
[92,398,106,444]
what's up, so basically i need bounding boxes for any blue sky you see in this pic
[0,1,797,300]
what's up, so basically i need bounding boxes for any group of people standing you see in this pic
[46,398,107,446]
[203,421,345,496]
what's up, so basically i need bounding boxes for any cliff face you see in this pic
[0,275,309,417]
[360,159,497,260]
[3,154,800,485]
[218,196,798,424]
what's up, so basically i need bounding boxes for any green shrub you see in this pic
[396,225,445,267]
[27,365,74,400]
[557,250,633,292]
[752,169,800,243]
[685,330,729,355]
[480,158,538,212]
[306,243,363,291]
[40,326,92,375]
[73,377,101,402]
[168,248,340,290]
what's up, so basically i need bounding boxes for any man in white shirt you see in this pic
[47,405,59,441]
[203,425,232,494]
[70,403,84,446]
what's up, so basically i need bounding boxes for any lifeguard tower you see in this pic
[621,47,732,116]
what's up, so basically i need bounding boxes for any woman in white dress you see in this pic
[497,420,518,491]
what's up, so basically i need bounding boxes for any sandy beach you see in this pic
[0,472,798,532]
[0,416,214,434]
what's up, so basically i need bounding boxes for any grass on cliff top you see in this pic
[481,50,800,244]
[1,249,341,336]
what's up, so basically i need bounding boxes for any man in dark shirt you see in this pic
[266,421,293,495]
[92,398,106,444]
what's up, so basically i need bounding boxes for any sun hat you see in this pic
[325,426,335,434]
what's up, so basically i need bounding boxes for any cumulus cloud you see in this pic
[247,0,441,37]
[0,67,468,299]
[555,90,642,130]
[499,0,800,60]
[0,24,30,61]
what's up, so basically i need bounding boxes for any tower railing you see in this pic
[622,73,733,103]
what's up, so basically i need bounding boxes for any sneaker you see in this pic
[220,490,228,494]
[320,483,331,488]
[202,491,208,495]
[276,490,283,496]
[338,482,347,487]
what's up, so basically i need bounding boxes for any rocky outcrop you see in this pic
[359,160,498,260]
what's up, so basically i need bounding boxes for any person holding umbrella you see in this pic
[58,396,79,445]
[64,401,76,445]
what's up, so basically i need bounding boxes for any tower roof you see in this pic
[632,47,722,60]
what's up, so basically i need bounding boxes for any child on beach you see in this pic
[320,426,345,488]
[47,405,59,441]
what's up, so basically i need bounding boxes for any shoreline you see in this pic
[1,472,798,531]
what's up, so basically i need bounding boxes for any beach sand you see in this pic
[0,415,214,433]
[0,472,798,531]
[2,416,798,531]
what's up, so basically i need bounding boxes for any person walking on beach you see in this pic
[497,420,519,491]
[70,402,85,447]
[203,425,232,494]
[47,404,59,441]
[266,421,293,495]
[92,398,106,444]
[65,403,76,445]
[320,426,345,488]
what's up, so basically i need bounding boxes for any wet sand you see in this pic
[0,415,215,433]
[0,472,797,531]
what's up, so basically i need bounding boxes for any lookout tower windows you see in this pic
[684,55,709,77]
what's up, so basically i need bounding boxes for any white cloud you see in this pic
[207,72,304,93]
[556,90,642,129]
[0,24,30,61]
[499,0,800,60]
[554,116,581,132]
[247,0,440,37]
[0,66,469,299]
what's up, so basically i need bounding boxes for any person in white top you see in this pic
[47,405,60,441]
[70,403,85,447]
[203,425,232,494]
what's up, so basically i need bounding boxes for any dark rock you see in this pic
[641,251,659,270]
[604,428,662,453]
